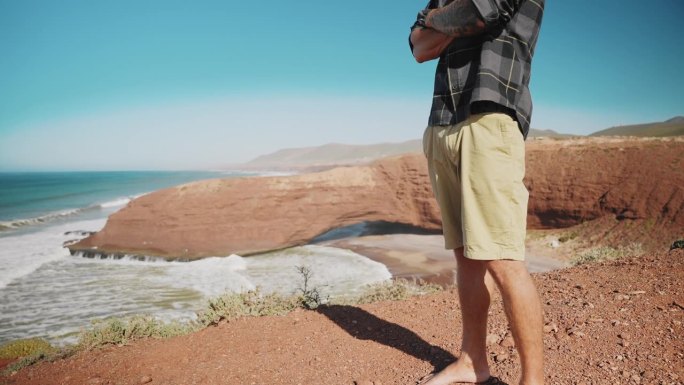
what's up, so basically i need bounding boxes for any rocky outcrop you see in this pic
[69,155,442,259]
[68,137,684,259]
[524,137,684,228]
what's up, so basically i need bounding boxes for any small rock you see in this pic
[641,370,655,379]
[543,322,558,333]
[495,353,509,363]
[486,333,500,345]
[500,335,515,348]
[140,375,153,384]
[353,380,373,385]
[618,332,631,340]
[628,290,646,295]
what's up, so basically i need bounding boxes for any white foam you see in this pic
[243,245,392,298]
[0,222,391,346]
[0,208,86,231]
[155,254,254,297]
[0,218,106,289]
[98,197,131,208]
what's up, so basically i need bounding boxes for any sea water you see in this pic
[0,172,391,347]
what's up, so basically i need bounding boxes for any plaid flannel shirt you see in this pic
[410,0,545,139]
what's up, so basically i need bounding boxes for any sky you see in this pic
[1,0,682,171]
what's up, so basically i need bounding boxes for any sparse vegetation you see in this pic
[294,265,328,310]
[76,314,199,351]
[571,243,643,266]
[558,231,578,243]
[0,338,55,359]
[341,278,443,305]
[194,288,300,327]
[0,339,72,376]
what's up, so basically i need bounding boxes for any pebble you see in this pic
[353,380,373,385]
[500,335,515,348]
[140,375,153,384]
[543,322,559,333]
[641,370,655,379]
[495,353,509,363]
[486,333,500,345]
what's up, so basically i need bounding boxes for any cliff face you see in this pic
[69,155,442,259]
[524,137,684,229]
[68,137,684,259]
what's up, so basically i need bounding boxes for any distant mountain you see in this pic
[590,116,684,137]
[238,140,422,170]
[233,127,575,171]
[527,128,576,138]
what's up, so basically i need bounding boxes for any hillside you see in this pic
[590,116,684,137]
[239,140,422,171]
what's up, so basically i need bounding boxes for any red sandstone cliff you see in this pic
[68,137,683,259]
[69,155,442,259]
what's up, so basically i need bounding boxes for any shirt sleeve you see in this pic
[409,0,438,54]
[470,0,521,27]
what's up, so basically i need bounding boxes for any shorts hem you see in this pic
[464,249,526,261]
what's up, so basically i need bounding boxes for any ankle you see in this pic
[519,376,544,385]
[458,350,489,371]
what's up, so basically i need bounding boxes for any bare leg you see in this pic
[486,260,544,385]
[422,247,494,384]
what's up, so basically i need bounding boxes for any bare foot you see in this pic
[417,357,491,385]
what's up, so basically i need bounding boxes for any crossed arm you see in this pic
[410,0,487,63]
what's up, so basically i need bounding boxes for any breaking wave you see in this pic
[0,195,144,232]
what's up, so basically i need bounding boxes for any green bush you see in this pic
[76,314,199,351]
[571,243,643,266]
[194,288,301,327]
[558,231,578,243]
[341,278,443,305]
[0,338,55,359]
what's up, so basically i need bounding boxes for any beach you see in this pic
[322,233,569,286]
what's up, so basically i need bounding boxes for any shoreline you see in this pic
[321,233,570,287]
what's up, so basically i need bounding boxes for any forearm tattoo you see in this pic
[426,0,485,37]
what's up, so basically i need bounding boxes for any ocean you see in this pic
[0,171,391,347]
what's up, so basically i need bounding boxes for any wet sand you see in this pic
[321,233,569,286]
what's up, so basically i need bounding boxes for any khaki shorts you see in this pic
[422,113,528,261]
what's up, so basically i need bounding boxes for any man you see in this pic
[409,1,545,384]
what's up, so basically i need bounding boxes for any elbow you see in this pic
[413,53,429,63]
[412,47,437,63]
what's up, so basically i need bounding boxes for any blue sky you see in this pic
[1,0,682,171]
